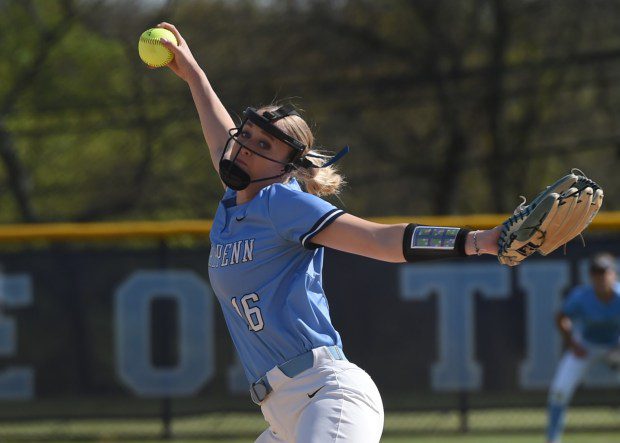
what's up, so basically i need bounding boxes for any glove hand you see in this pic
[497,169,603,266]
[605,347,620,370]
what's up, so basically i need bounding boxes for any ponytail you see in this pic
[290,150,346,196]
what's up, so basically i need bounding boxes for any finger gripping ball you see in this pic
[138,28,178,68]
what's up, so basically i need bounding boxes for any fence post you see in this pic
[458,391,469,433]
[158,239,173,440]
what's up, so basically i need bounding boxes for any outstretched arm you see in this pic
[157,22,235,177]
[312,213,500,263]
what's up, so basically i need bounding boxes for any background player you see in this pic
[547,252,620,443]
[157,22,502,443]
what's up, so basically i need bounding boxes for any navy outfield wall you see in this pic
[0,234,618,411]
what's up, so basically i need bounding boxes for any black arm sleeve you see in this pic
[402,223,470,262]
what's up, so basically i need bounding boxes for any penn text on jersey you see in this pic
[208,239,255,268]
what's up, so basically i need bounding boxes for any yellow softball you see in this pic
[138,28,178,68]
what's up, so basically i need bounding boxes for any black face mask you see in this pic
[218,106,349,191]
[218,128,293,190]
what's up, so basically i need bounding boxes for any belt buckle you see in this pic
[250,379,270,405]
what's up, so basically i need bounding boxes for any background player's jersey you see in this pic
[562,282,620,346]
[208,179,345,382]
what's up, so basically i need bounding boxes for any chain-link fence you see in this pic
[0,225,618,440]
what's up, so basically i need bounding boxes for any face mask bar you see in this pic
[218,106,350,190]
[219,128,293,191]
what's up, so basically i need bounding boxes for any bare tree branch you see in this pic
[0,0,78,222]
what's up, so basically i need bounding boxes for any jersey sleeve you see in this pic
[267,184,345,249]
[562,287,584,319]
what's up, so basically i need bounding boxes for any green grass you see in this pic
[5,435,620,443]
[0,407,618,442]
[383,435,620,443]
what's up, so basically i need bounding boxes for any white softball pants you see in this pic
[255,346,384,443]
[548,344,610,405]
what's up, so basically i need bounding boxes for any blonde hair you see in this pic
[258,105,346,197]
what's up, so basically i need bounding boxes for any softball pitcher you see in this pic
[547,252,620,443]
[157,22,502,442]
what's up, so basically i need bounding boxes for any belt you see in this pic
[250,345,346,405]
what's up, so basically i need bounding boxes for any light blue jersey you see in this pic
[562,282,620,346]
[208,179,345,382]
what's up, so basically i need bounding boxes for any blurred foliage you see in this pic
[1,0,620,223]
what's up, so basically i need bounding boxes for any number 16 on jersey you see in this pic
[231,293,264,332]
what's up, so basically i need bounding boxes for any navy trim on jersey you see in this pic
[222,197,237,208]
[300,209,345,249]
